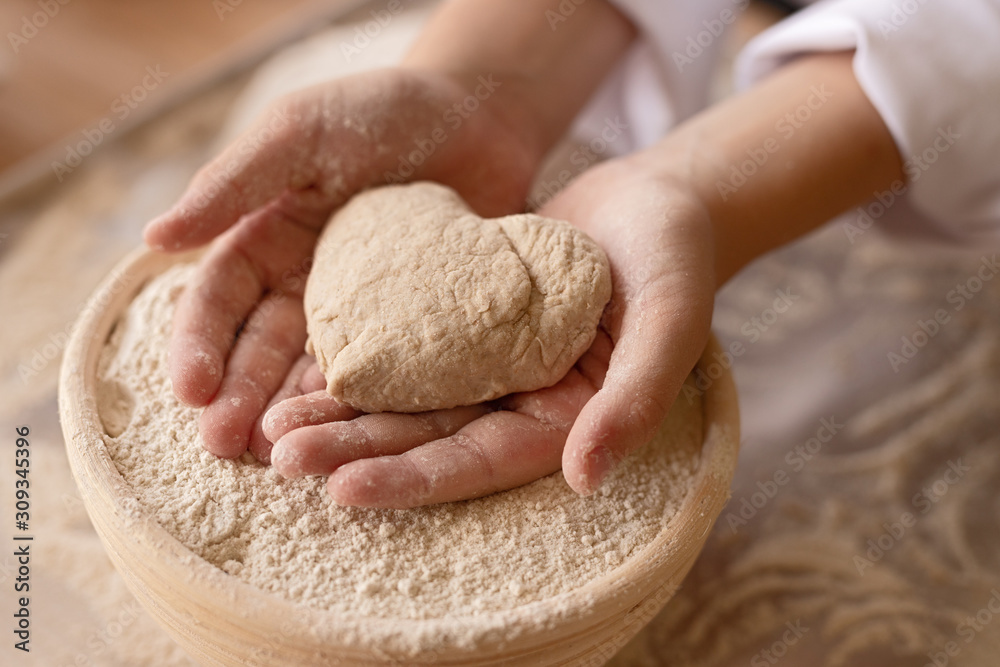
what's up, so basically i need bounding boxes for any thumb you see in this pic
[144,100,328,252]
[562,254,715,495]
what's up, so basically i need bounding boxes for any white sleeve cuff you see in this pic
[736,0,1000,240]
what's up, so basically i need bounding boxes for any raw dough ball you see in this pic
[304,182,612,413]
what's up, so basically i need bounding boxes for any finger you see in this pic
[144,105,321,251]
[199,293,308,459]
[270,404,490,478]
[497,339,607,430]
[327,411,566,509]
[170,205,319,406]
[563,257,714,496]
[248,354,316,464]
[169,239,263,406]
[262,391,362,443]
[300,363,327,393]
[536,169,718,494]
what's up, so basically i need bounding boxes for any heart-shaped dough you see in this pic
[304,182,612,413]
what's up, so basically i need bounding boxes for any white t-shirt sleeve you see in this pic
[571,0,735,157]
[736,0,1000,241]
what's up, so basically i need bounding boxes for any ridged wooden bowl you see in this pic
[59,247,740,666]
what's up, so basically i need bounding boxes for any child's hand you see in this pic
[264,51,907,508]
[264,158,716,507]
[144,68,538,462]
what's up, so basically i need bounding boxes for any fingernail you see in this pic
[584,445,616,495]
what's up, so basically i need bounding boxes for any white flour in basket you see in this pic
[96,263,701,620]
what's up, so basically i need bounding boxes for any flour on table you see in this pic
[97,263,700,620]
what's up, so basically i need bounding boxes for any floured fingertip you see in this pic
[300,363,327,393]
[170,345,223,406]
[270,438,305,478]
[198,406,251,459]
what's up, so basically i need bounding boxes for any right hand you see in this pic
[143,68,539,463]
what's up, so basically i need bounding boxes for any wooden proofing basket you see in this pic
[59,248,740,666]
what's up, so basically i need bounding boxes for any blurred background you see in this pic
[0,0,366,198]
[3,2,998,666]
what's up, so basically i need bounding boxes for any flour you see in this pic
[97,263,701,621]
[610,233,1000,667]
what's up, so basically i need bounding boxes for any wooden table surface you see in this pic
[0,0,362,199]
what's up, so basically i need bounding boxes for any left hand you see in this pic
[264,156,717,508]
[144,69,540,463]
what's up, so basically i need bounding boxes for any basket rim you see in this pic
[58,246,740,661]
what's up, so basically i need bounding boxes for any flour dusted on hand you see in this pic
[304,182,612,413]
[97,263,699,620]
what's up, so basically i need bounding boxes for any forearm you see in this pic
[633,52,904,285]
[403,0,636,162]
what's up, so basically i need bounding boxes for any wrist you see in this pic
[630,52,904,287]
[401,0,636,183]
[416,66,551,171]
[624,142,737,289]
